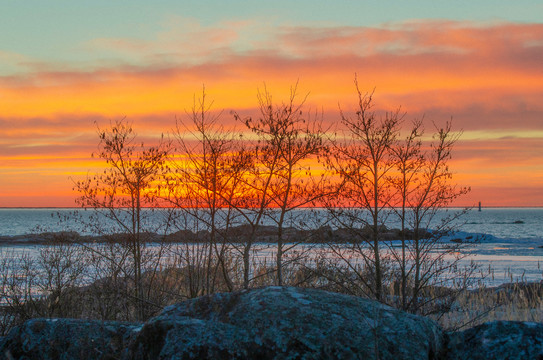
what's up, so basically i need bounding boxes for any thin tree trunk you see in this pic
[401,171,407,310]
[373,164,382,302]
[277,225,283,286]
[243,239,252,289]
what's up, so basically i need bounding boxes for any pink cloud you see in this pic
[1,19,543,206]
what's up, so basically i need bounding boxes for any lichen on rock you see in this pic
[1,287,541,360]
[125,286,444,359]
[446,321,543,360]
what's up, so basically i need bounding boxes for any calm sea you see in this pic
[0,207,541,285]
[1,207,542,240]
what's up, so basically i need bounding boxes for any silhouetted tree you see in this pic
[390,118,424,309]
[244,83,327,285]
[75,119,170,320]
[391,120,471,313]
[325,78,400,301]
[166,88,247,294]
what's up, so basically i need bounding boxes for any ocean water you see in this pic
[0,207,542,285]
[459,207,543,241]
[1,207,542,239]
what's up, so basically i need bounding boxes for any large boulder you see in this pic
[446,321,543,360]
[16,287,543,359]
[0,318,139,360]
[125,286,444,359]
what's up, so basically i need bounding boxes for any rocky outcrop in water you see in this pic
[0,224,434,246]
[1,287,541,359]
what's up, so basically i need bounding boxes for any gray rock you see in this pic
[446,321,543,360]
[124,317,264,359]
[0,318,139,360]
[10,287,541,360]
[124,286,444,359]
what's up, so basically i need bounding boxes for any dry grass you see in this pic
[434,281,543,331]
[1,243,541,336]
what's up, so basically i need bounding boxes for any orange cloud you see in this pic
[1,20,542,207]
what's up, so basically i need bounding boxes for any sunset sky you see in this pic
[1,1,542,207]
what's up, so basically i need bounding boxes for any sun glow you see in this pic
[1,20,543,207]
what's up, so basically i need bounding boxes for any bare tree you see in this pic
[74,119,170,320]
[229,100,278,288]
[227,83,323,287]
[325,79,400,301]
[0,250,38,335]
[243,83,327,285]
[35,240,87,318]
[165,88,249,294]
[391,120,471,314]
[321,75,472,313]
[389,119,424,309]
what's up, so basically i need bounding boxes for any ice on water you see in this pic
[1,207,542,286]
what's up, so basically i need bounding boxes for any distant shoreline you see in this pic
[2,206,543,209]
[0,225,437,246]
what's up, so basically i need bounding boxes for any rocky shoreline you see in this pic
[0,287,541,359]
[0,224,437,246]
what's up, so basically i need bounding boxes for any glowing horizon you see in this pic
[1,3,542,207]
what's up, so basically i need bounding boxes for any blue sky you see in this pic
[2,0,542,74]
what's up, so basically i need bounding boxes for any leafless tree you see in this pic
[165,88,249,294]
[0,250,38,335]
[243,83,327,285]
[325,78,401,301]
[74,119,171,320]
[391,120,471,314]
[389,119,425,309]
[35,240,87,318]
[227,83,325,287]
